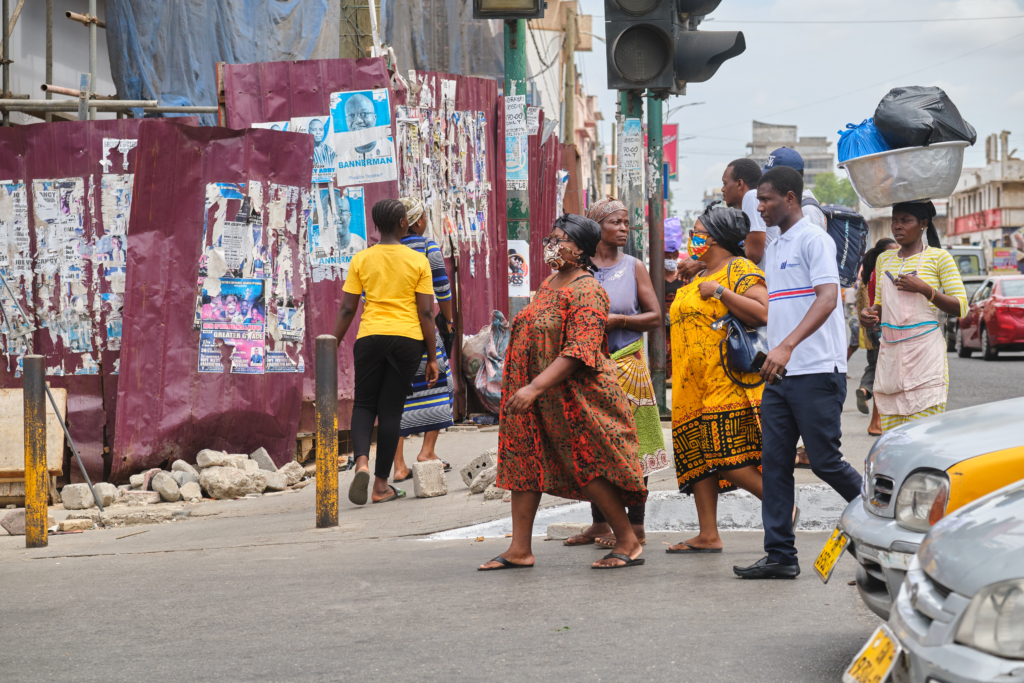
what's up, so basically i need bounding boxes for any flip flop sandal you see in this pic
[394,472,414,482]
[348,469,370,505]
[593,552,645,569]
[855,388,871,415]
[596,535,646,549]
[478,556,534,571]
[441,460,452,472]
[563,534,596,546]
[666,541,723,554]
[372,485,406,504]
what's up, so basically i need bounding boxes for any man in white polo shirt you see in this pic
[733,166,863,580]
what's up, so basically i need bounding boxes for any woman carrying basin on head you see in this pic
[479,214,647,571]
[859,202,968,432]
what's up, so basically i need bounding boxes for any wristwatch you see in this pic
[713,285,725,300]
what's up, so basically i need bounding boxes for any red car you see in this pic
[956,275,1024,360]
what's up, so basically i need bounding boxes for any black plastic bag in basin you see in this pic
[873,86,977,149]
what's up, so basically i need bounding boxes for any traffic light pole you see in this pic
[647,92,667,418]
[620,90,644,260]
[505,19,530,318]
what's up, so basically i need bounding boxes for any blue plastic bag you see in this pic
[837,119,891,162]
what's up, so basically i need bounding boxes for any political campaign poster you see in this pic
[330,88,397,185]
[308,185,367,273]
[198,278,266,374]
[507,239,530,297]
[290,115,336,184]
[252,121,290,131]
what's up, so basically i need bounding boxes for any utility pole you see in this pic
[647,92,666,416]
[610,119,617,199]
[560,6,584,216]
[619,90,644,259]
[504,19,530,317]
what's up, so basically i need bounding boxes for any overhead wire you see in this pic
[710,15,1024,24]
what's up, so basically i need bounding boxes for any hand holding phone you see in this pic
[752,351,787,385]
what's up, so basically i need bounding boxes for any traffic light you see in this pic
[605,0,744,93]
[473,0,545,19]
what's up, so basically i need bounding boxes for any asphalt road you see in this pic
[2,532,877,683]
[945,349,1024,409]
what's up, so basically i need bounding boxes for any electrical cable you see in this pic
[710,15,1024,24]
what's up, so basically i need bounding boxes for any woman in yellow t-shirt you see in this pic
[333,199,439,505]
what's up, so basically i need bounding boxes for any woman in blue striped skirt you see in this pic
[391,197,456,480]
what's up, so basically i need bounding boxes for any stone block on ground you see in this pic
[412,460,448,498]
[278,461,305,486]
[199,466,263,500]
[1,509,56,535]
[93,482,118,508]
[502,489,512,503]
[262,471,288,492]
[469,466,497,494]
[118,489,162,506]
[61,483,96,510]
[171,470,198,488]
[129,474,144,489]
[141,468,164,491]
[240,459,260,473]
[67,508,191,527]
[460,451,497,487]
[483,484,506,501]
[150,471,181,502]
[303,463,316,478]
[546,522,591,540]
[59,518,94,531]
[195,450,246,469]
[249,447,277,472]
[179,481,202,502]
[171,460,200,478]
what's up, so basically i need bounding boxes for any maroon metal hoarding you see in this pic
[528,118,563,292]
[113,124,314,477]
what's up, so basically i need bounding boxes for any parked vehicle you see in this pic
[941,245,988,351]
[884,478,1024,682]
[833,397,1024,620]
[955,275,1024,360]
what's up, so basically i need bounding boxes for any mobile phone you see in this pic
[752,351,786,385]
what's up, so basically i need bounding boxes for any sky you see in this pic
[570,0,1024,214]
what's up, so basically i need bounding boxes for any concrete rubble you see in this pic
[58,518,94,532]
[1,509,56,535]
[546,522,590,540]
[483,484,506,501]
[412,460,448,498]
[249,447,277,472]
[460,449,497,487]
[469,466,497,494]
[61,483,97,510]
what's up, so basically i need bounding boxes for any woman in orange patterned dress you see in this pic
[667,205,769,554]
[478,215,647,571]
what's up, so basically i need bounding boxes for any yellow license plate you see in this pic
[843,625,902,683]
[813,526,850,583]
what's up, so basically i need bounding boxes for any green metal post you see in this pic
[504,19,530,318]
[647,93,667,417]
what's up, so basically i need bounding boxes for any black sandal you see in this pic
[593,552,645,569]
[478,556,534,571]
[666,541,722,554]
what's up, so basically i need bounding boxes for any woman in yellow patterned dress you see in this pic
[667,206,769,554]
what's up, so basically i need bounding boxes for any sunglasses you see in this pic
[541,236,574,248]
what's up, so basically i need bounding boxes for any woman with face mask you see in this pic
[666,205,771,554]
[559,198,667,551]
[859,201,967,432]
[479,214,647,571]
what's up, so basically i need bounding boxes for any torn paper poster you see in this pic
[504,95,527,136]
[100,174,133,235]
[507,239,529,297]
[308,185,366,273]
[290,115,336,184]
[252,121,290,131]
[527,107,540,136]
[100,138,138,173]
[330,88,397,185]
[199,277,266,374]
[265,350,303,373]
[505,134,528,192]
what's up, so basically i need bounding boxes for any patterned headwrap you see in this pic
[586,197,627,225]
[399,196,424,225]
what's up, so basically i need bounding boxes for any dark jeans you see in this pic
[761,371,863,566]
[591,477,648,526]
[352,335,425,480]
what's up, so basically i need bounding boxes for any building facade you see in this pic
[947,131,1024,256]
[746,121,834,190]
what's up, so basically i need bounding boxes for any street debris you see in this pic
[460,449,497,487]
[412,460,448,498]
[1,509,56,536]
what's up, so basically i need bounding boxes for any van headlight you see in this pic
[955,579,1024,659]
[894,470,949,532]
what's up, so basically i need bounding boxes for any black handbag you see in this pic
[710,260,768,389]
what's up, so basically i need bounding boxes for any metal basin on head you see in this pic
[838,140,970,209]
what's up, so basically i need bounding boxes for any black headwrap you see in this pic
[554,213,601,272]
[699,205,750,257]
[892,201,941,248]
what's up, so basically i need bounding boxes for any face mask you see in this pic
[688,234,710,260]
[664,259,678,272]
[543,243,565,268]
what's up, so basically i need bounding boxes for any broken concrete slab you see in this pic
[151,471,181,503]
[129,474,144,489]
[171,470,198,488]
[460,451,497,487]
[61,483,97,510]
[195,450,246,469]
[141,468,164,491]
[413,460,448,498]
[179,481,202,502]
[262,471,288,492]
[1,509,56,535]
[67,508,191,528]
[546,522,590,540]
[59,518,94,532]
[93,482,118,508]
[278,461,305,486]
[249,447,277,472]
[199,466,264,500]
[118,490,162,506]
[470,466,497,494]
[171,460,200,479]
[239,459,259,473]
[483,485,506,501]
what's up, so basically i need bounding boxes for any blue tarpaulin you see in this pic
[106,0,329,126]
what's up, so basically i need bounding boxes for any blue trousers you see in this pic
[761,371,863,565]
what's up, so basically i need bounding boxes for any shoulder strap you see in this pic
[801,195,821,209]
